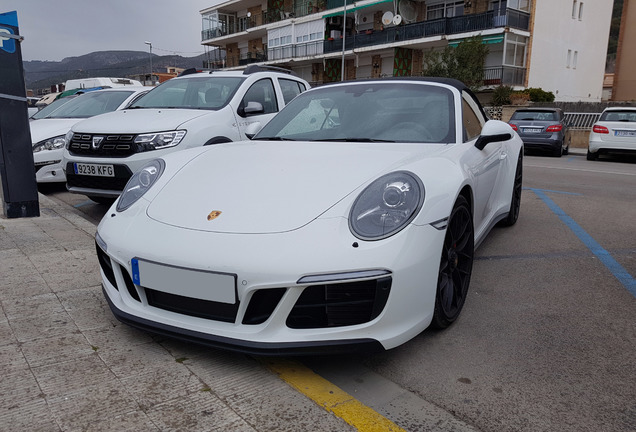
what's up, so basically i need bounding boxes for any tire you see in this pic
[553,144,563,157]
[431,195,474,329]
[499,150,523,227]
[88,196,116,206]
[586,149,598,161]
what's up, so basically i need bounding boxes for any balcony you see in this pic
[324,8,530,53]
[201,9,290,41]
[268,40,324,61]
[483,66,526,87]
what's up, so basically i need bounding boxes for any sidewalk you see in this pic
[0,194,354,431]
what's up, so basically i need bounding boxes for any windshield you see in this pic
[255,82,455,143]
[600,110,636,122]
[129,76,244,110]
[31,96,77,119]
[510,111,558,121]
[44,90,135,119]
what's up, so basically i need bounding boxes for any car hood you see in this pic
[147,141,447,234]
[30,119,79,144]
[72,109,211,133]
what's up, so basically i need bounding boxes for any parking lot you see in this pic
[4,151,635,431]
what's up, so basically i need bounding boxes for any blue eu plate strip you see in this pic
[131,258,140,285]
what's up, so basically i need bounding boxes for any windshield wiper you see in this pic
[314,138,396,143]
[257,137,296,141]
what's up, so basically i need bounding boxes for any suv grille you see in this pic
[69,133,137,157]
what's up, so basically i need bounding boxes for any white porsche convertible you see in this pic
[95,78,523,354]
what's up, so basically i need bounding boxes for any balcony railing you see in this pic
[324,8,530,53]
[483,66,526,87]
[268,40,324,61]
[201,9,290,41]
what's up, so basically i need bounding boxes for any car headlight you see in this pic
[33,135,66,153]
[134,130,186,151]
[116,159,165,212]
[349,171,424,241]
[64,130,74,149]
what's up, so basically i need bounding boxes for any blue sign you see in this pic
[0,25,16,54]
[0,11,19,54]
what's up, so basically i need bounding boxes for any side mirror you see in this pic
[237,101,265,118]
[244,101,264,115]
[475,120,514,150]
[245,122,262,139]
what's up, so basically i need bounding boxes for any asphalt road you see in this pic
[39,151,636,432]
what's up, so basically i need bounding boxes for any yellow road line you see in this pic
[263,358,407,432]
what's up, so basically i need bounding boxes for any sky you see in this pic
[2,0,221,61]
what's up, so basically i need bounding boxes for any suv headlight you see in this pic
[135,130,186,151]
[349,171,424,241]
[33,135,66,153]
[117,159,165,212]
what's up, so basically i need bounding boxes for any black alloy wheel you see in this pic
[432,195,474,329]
[499,150,523,227]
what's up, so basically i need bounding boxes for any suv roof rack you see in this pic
[243,65,293,75]
[178,68,200,77]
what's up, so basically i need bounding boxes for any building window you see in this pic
[578,2,584,20]
[504,34,527,67]
[505,0,530,12]
[573,51,578,69]
[427,1,464,20]
[567,49,572,68]
[572,1,577,18]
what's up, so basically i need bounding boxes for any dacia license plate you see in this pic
[74,163,114,177]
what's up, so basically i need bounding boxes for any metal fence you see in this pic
[563,112,601,130]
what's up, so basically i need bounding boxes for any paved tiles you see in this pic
[0,194,354,431]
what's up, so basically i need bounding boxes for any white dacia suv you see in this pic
[62,66,309,203]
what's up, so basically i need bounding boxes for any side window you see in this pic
[242,79,278,115]
[462,92,486,142]
[278,78,306,104]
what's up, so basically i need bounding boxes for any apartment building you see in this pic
[612,0,636,101]
[200,0,613,102]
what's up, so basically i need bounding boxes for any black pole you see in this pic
[0,10,39,218]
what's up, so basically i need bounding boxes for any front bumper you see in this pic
[96,207,445,353]
[33,149,65,183]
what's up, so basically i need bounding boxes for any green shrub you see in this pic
[492,86,513,106]
[527,87,555,102]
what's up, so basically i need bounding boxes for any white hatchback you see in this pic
[588,107,636,160]
[31,87,148,182]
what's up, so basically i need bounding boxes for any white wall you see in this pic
[528,0,613,102]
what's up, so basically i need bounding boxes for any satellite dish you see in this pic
[382,11,394,26]
[392,15,402,25]
[398,0,418,23]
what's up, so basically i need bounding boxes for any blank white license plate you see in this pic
[523,128,542,133]
[74,163,114,177]
[615,130,636,137]
[131,258,237,304]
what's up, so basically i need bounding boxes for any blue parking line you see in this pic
[530,188,636,297]
[73,200,94,208]
[523,187,581,196]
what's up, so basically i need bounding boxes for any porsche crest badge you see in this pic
[207,211,222,221]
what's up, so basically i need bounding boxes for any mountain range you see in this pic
[24,50,216,92]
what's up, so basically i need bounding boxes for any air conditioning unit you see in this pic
[329,16,343,26]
